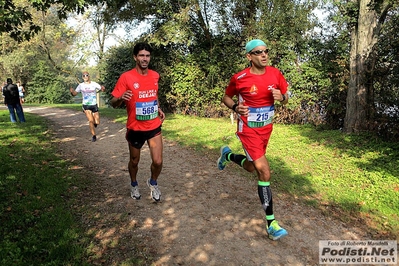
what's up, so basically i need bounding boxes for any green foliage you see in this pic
[372,9,399,139]
[0,37,32,83]
[99,42,135,104]
[165,49,232,117]
[167,58,203,114]
[324,0,399,139]
[278,30,351,128]
[134,0,332,123]
[0,4,81,100]
[151,31,248,115]
[27,61,72,104]
[1,0,86,41]
[0,0,41,41]
[3,0,399,141]
[332,0,359,26]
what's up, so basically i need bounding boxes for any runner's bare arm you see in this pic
[70,87,78,96]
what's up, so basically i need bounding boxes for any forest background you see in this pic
[1,0,399,141]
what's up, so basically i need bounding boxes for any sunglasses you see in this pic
[82,74,89,77]
[250,49,269,55]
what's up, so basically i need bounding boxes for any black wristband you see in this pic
[232,103,238,112]
[280,94,286,102]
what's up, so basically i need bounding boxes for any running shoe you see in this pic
[92,135,97,142]
[217,146,232,170]
[130,186,141,200]
[147,178,161,202]
[267,220,288,240]
[94,123,98,128]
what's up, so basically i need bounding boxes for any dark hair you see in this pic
[133,42,152,56]
[6,78,12,83]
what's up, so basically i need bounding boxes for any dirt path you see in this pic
[24,107,383,266]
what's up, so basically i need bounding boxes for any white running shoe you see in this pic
[130,186,141,200]
[147,179,161,202]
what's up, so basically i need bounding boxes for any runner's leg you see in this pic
[128,143,141,183]
[93,111,100,126]
[84,110,96,136]
[147,133,163,182]
[253,156,275,226]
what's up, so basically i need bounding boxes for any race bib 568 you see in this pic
[136,100,158,121]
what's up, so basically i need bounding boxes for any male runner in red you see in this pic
[217,39,289,240]
[110,42,165,202]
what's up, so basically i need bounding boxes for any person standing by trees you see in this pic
[110,42,165,202]
[17,81,25,104]
[3,78,26,123]
[70,71,105,142]
[217,39,289,240]
[1,81,6,103]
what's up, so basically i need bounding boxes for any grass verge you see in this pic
[0,110,91,265]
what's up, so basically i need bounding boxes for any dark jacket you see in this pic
[3,83,20,105]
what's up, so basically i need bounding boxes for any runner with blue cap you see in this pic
[217,38,289,240]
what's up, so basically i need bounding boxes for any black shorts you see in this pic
[126,126,162,149]
[82,104,99,113]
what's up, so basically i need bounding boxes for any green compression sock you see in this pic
[258,181,274,226]
[228,153,246,168]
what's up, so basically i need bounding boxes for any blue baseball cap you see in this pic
[245,39,267,53]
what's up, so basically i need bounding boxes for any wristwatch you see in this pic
[232,103,238,112]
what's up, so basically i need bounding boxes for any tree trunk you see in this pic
[344,0,376,133]
[344,0,392,133]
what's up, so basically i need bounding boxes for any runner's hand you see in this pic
[120,90,133,101]
[271,89,284,101]
[159,108,165,122]
[236,101,249,117]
